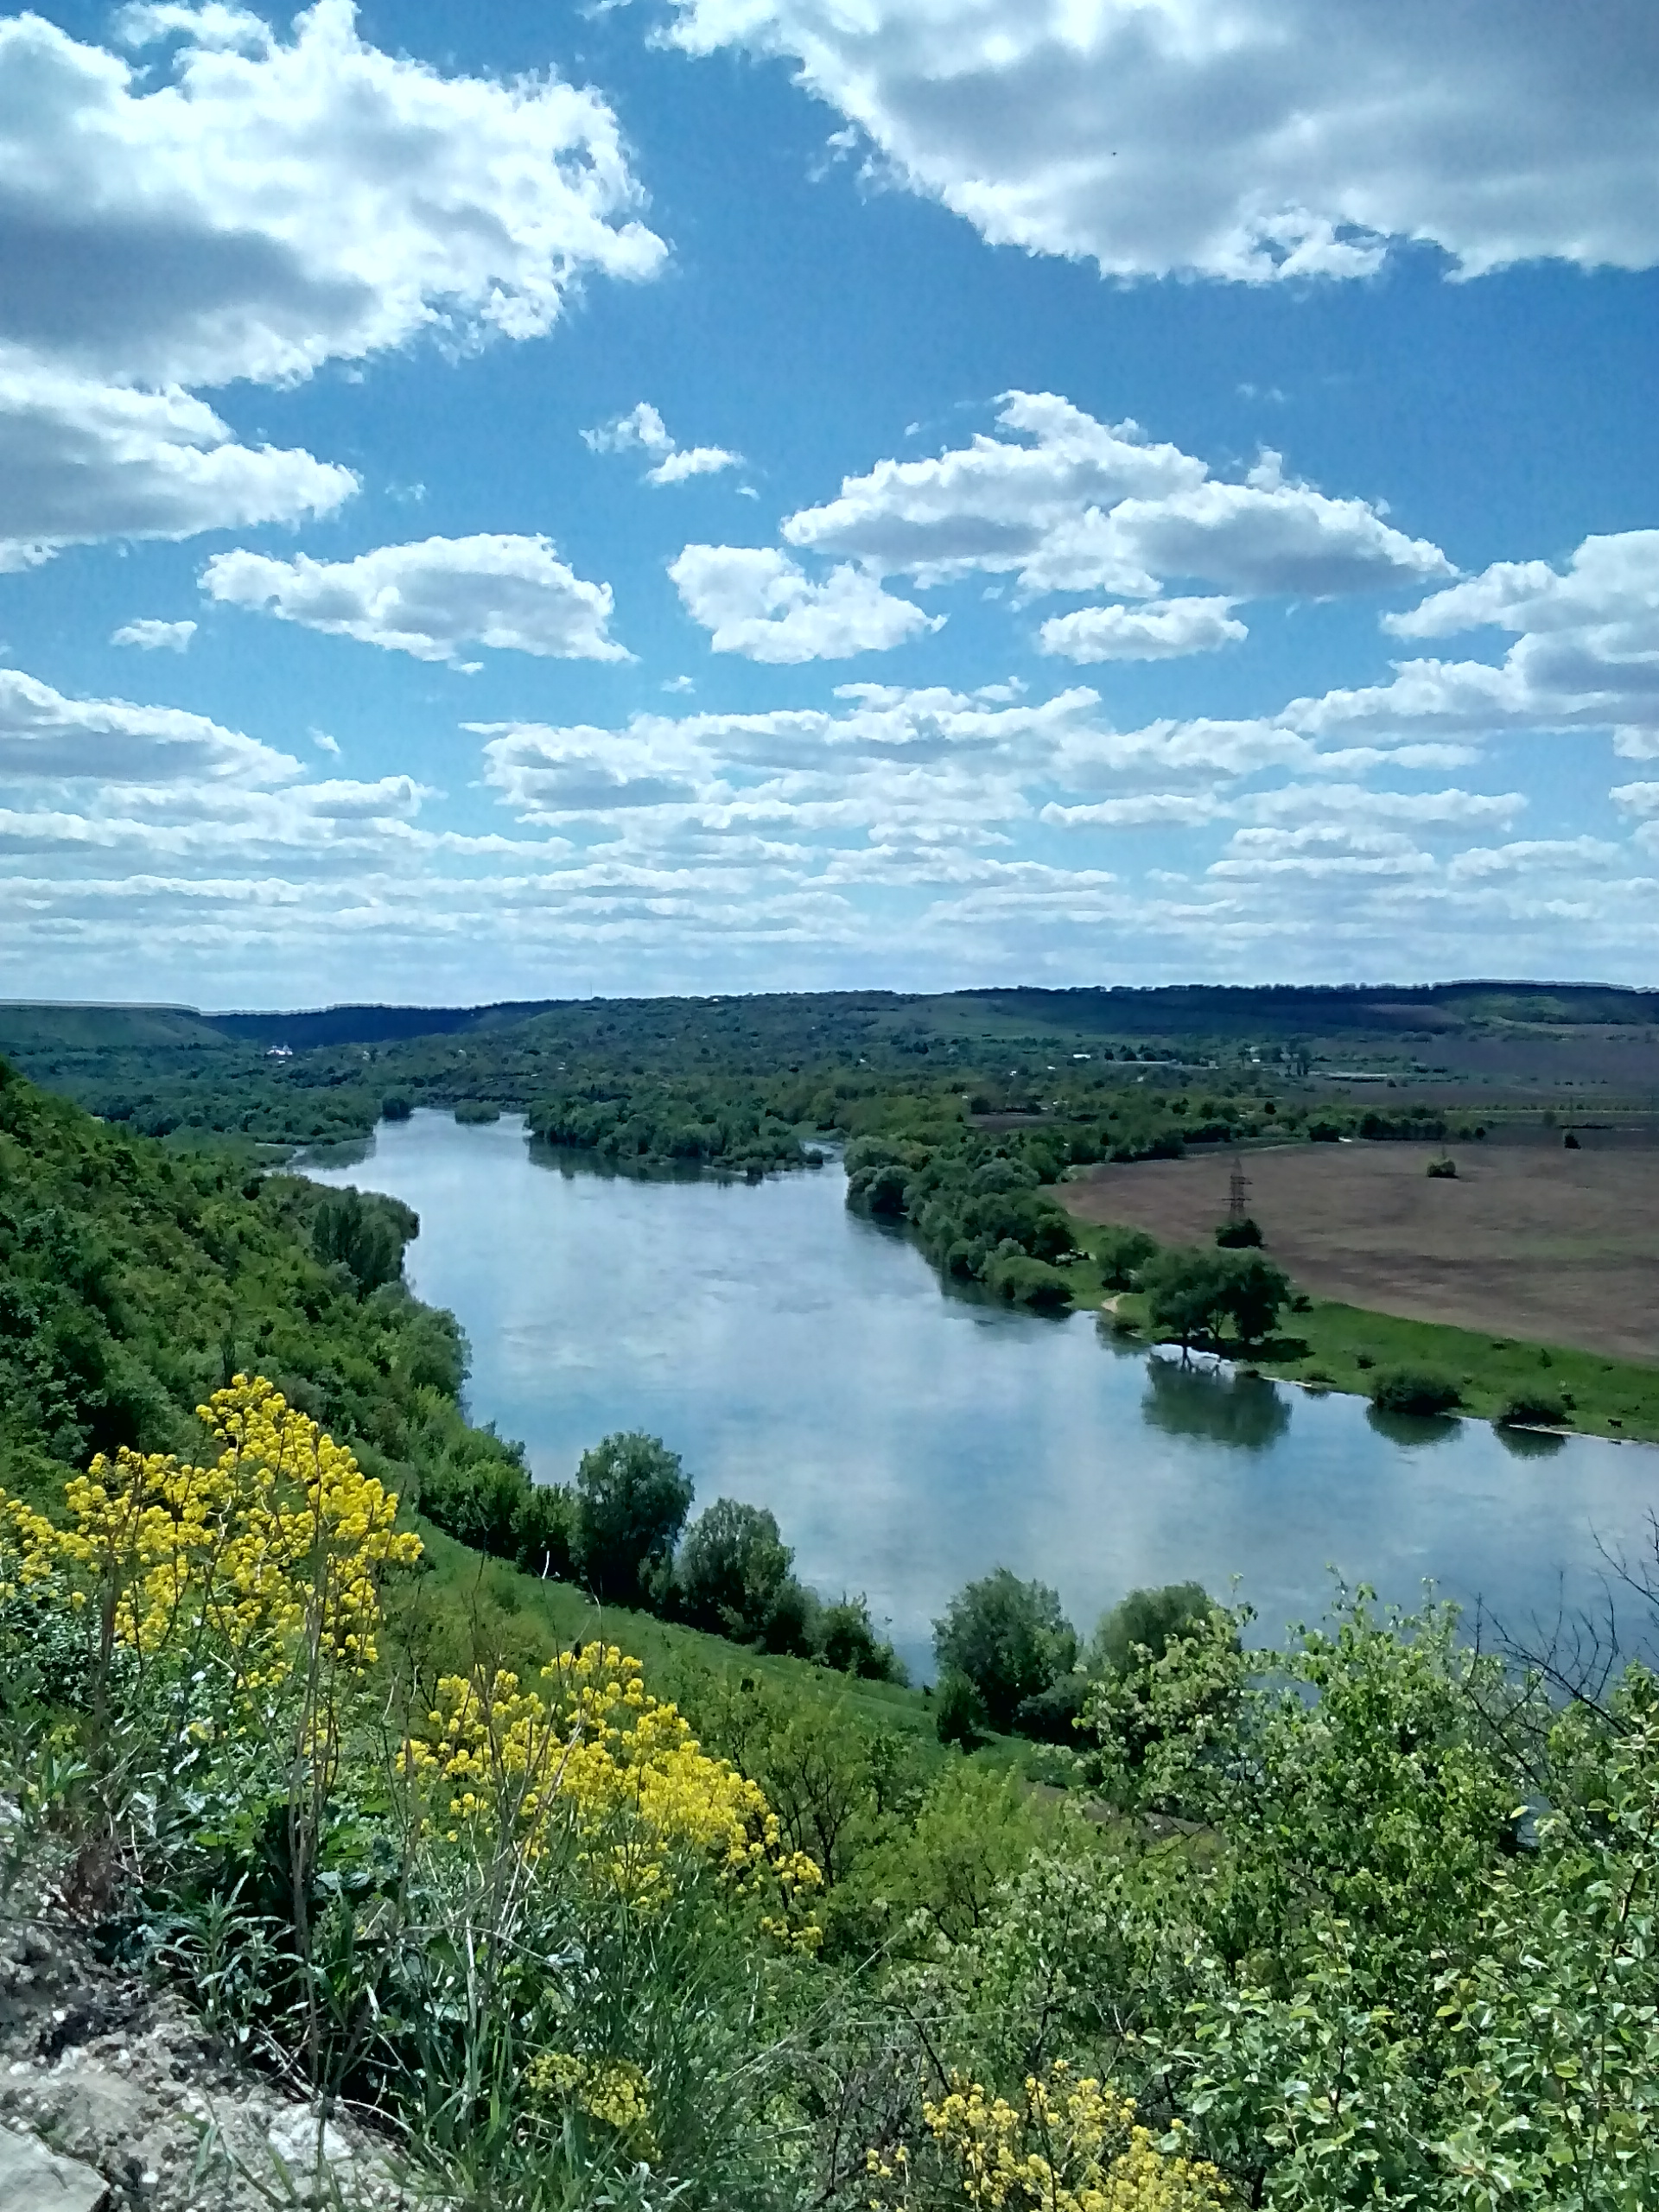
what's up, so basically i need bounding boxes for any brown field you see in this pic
[1061,1141,1659,1364]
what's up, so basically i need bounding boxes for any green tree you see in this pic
[1141,1246,1290,1351]
[933,1568,1078,1733]
[675,1497,802,1647]
[572,1431,694,1606]
[1090,1581,1215,1675]
[310,1185,416,1294]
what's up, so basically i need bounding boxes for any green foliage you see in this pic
[381,1092,412,1121]
[1426,1154,1459,1179]
[1141,1245,1293,1351]
[1498,1387,1568,1427]
[1214,1214,1262,1247]
[1090,1581,1215,1675]
[453,1099,499,1123]
[1371,1365,1463,1415]
[933,1668,989,1749]
[933,1568,1078,1734]
[572,1431,694,1606]
[675,1497,806,1649]
[310,1184,417,1294]
[1093,1223,1158,1288]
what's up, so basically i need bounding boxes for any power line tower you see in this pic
[1228,1150,1251,1224]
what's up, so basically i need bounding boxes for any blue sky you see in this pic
[3,1,1658,1007]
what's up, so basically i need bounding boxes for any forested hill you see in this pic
[3,979,1656,1151]
[0,1053,524,1520]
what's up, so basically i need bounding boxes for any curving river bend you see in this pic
[306,1112,1659,1681]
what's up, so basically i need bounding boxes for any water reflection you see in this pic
[1141,1358,1292,1452]
[1366,1405,1465,1450]
[1492,1423,1569,1461]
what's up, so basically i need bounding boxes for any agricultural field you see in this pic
[1064,1137,1659,1364]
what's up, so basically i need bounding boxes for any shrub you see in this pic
[1215,1216,1263,1247]
[675,1497,803,1649]
[453,1100,500,1124]
[1426,1155,1458,1179]
[1498,1389,1568,1428]
[381,1093,412,1120]
[1371,1367,1462,1416]
[1091,1582,1214,1675]
[934,1668,989,1748]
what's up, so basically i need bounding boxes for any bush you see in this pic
[1426,1155,1458,1179]
[983,1250,1073,1311]
[1215,1216,1263,1247]
[453,1100,500,1125]
[310,1185,417,1294]
[933,1568,1077,1734]
[1498,1389,1568,1429]
[1093,1224,1157,1288]
[1012,1669,1090,1742]
[1091,1582,1214,1675]
[381,1093,412,1120]
[934,1668,989,1748]
[1370,1367,1462,1416]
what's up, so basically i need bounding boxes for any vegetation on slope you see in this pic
[1,1059,1658,2206]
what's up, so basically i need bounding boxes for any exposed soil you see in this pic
[1061,1141,1659,1364]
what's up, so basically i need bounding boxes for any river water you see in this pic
[306,1112,1659,1681]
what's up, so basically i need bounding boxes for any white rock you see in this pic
[0,2121,108,2212]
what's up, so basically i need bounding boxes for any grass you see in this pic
[400,1522,1048,1776]
[1083,1258,1659,1443]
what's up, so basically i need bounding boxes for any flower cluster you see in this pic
[868,2063,1228,2212]
[525,2050,656,2156]
[0,1376,421,1694]
[405,1644,823,1929]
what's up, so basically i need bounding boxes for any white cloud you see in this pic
[0,365,354,566]
[310,728,340,755]
[200,535,628,663]
[0,666,298,786]
[667,545,940,661]
[1249,784,1526,828]
[111,617,198,652]
[1041,792,1230,828]
[0,5,663,560]
[1,3,664,391]
[665,0,1659,283]
[1039,596,1245,662]
[585,401,741,485]
[785,395,1452,607]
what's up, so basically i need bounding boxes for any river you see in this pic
[305,1112,1659,1681]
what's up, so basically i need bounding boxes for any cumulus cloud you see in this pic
[0,666,298,786]
[0,365,354,567]
[1039,596,1245,662]
[200,535,628,664]
[784,397,1452,617]
[111,618,198,652]
[667,545,940,661]
[584,401,741,485]
[1,3,664,391]
[665,0,1659,282]
[0,5,664,557]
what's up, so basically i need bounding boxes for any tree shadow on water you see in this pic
[1142,1357,1292,1452]
[1492,1422,1568,1461]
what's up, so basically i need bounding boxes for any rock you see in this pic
[0,2122,109,2212]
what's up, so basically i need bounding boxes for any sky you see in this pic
[3,1,1657,1009]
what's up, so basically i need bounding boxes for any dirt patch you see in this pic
[1061,1141,1659,1364]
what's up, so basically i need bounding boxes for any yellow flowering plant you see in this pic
[403,1643,823,1939]
[868,2063,1229,2212]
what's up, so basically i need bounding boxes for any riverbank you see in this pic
[1080,1260,1659,1444]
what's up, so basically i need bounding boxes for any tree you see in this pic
[1141,1246,1290,1352]
[1090,1582,1215,1675]
[675,1497,802,1647]
[310,1186,416,1294]
[572,1431,694,1606]
[933,1568,1078,1734]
